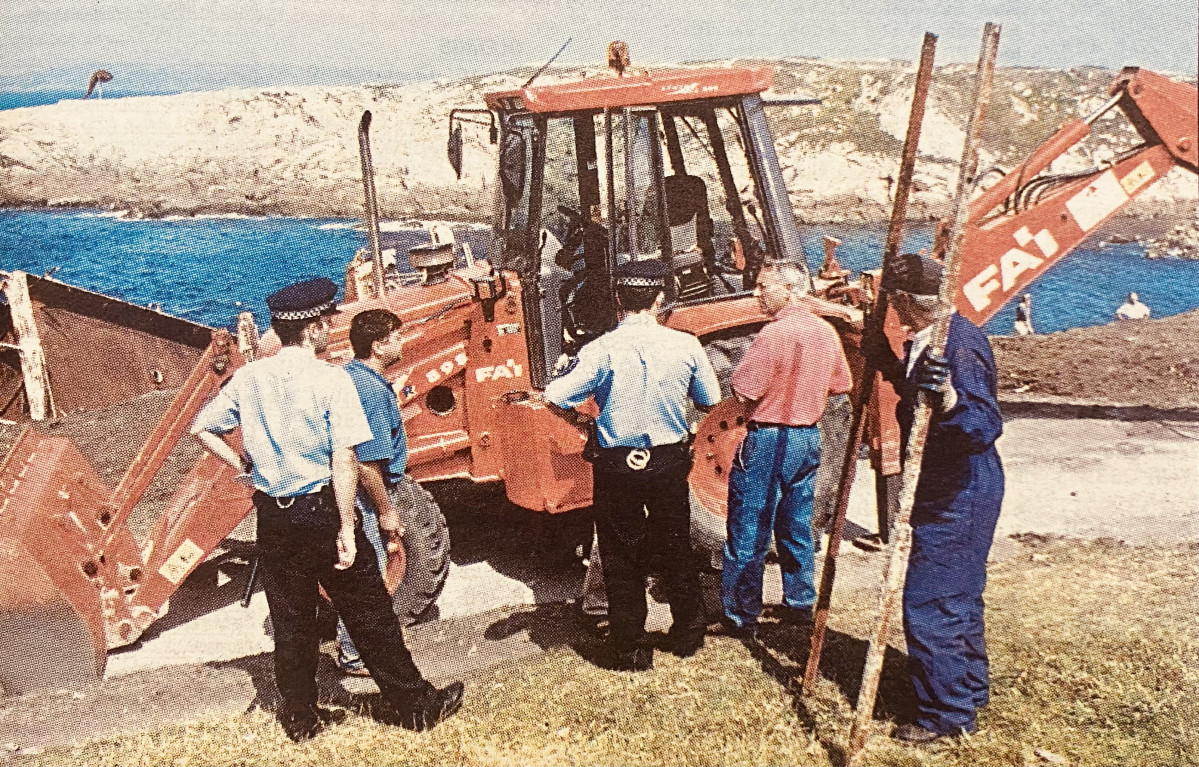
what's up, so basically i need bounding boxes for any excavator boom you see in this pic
[953,68,1198,325]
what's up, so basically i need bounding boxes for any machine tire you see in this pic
[688,329,759,568]
[389,476,451,626]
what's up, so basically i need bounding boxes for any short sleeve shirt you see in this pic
[545,313,721,448]
[344,358,407,483]
[731,306,852,426]
[192,346,373,496]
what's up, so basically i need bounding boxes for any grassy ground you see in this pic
[26,539,1198,766]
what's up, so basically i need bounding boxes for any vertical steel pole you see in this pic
[845,23,1000,765]
[358,111,386,300]
[803,31,938,695]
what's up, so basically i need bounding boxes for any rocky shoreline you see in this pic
[1,60,1195,223]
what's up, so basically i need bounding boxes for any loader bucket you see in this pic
[0,429,112,695]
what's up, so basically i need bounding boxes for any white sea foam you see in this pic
[317,221,360,230]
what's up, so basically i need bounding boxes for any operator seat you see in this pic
[663,174,717,300]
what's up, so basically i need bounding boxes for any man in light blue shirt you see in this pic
[335,308,409,675]
[546,259,720,671]
[191,278,462,740]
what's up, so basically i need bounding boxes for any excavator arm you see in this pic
[0,331,254,694]
[867,67,1196,479]
[953,67,1197,325]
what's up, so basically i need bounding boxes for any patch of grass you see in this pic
[29,540,1198,766]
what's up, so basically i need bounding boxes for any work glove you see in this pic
[914,352,958,413]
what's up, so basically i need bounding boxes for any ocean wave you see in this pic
[76,210,130,219]
[317,221,360,230]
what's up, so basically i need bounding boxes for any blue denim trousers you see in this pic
[722,424,821,628]
[336,497,390,670]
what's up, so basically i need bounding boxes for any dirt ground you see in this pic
[992,309,1199,409]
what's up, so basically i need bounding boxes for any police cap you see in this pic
[265,277,341,322]
[614,259,669,289]
[881,252,943,296]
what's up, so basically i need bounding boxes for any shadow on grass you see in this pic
[206,647,365,715]
[747,622,916,765]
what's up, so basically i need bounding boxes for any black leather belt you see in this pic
[746,421,816,431]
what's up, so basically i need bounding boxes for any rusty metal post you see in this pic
[358,110,386,299]
[0,271,54,421]
[845,23,1000,764]
[803,31,938,695]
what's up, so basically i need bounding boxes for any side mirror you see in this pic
[447,123,464,179]
[499,130,527,207]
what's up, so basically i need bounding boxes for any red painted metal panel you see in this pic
[955,145,1178,325]
[485,67,774,114]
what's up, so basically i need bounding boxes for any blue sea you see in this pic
[2,208,1197,336]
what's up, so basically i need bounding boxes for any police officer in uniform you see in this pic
[545,260,722,671]
[191,278,463,741]
[864,253,1005,743]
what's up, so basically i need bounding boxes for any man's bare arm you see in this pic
[360,461,404,551]
[545,399,593,428]
[193,430,248,473]
[331,446,360,569]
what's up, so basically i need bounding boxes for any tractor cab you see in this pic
[450,60,819,387]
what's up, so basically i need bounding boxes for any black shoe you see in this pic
[606,645,654,672]
[893,723,948,745]
[404,682,465,732]
[277,704,346,742]
[770,605,814,625]
[666,626,706,658]
[718,619,758,642]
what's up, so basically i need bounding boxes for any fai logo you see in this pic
[475,358,525,382]
[962,226,1059,312]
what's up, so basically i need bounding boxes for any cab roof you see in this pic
[483,66,774,114]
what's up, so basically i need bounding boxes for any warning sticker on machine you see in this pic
[1119,161,1156,196]
[1065,170,1129,232]
[159,539,204,584]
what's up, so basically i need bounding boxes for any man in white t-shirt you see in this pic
[1115,292,1151,320]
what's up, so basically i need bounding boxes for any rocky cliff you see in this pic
[0,60,1194,222]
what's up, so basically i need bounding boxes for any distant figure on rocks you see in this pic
[1115,292,1151,321]
[1013,294,1034,335]
[83,69,113,99]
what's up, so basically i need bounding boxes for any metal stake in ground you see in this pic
[845,22,1001,765]
[802,30,938,695]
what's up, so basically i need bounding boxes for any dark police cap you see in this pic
[265,277,340,322]
[881,252,943,296]
[614,258,669,288]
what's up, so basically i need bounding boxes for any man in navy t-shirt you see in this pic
[336,308,409,674]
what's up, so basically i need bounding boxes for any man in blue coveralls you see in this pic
[864,252,1005,744]
[335,308,410,675]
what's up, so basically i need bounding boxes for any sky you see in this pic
[1,0,1196,92]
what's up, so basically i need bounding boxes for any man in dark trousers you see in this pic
[191,278,463,741]
[545,259,721,671]
[864,253,1005,743]
[722,260,853,637]
[335,308,409,676]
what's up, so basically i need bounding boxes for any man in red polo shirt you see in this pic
[722,260,853,638]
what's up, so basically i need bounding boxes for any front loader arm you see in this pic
[0,330,252,693]
[952,68,1198,325]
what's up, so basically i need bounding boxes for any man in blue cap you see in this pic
[863,252,1005,744]
[191,277,463,741]
[545,258,722,671]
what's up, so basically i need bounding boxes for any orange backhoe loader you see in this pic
[0,54,1193,696]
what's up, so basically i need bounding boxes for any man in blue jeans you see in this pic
[336,308,410,675]
[722,261,853,638]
